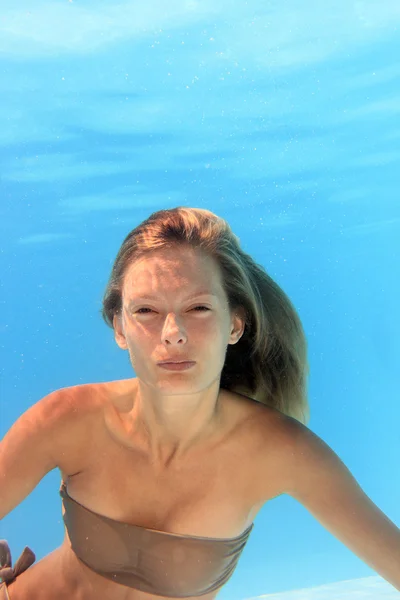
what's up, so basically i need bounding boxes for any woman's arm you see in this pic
[283,421,400,590]
[0,392,65,519]
[0,388,77,520]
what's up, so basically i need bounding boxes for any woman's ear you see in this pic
[229,307,246,345]
[113,313,128,350]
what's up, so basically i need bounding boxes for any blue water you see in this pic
[1,2,399,599]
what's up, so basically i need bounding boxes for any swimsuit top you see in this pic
[59,481,253,598]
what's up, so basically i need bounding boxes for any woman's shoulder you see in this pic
[50,379,135,413]
[50,378,138,433]
[46,380,133,476]
[229,394,312,502]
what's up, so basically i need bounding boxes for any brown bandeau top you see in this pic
[59,481,253,598]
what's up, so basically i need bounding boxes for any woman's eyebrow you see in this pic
[130,291,217,302]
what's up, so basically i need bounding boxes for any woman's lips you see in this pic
[157,362,196,371]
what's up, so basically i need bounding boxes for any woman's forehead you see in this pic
[122,250,222,291]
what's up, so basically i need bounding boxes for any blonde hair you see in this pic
[102,207,310,425]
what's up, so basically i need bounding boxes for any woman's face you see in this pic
[113,245,245,394]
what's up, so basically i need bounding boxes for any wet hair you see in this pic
[102,207,309,425]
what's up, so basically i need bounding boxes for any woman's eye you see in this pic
[136,306,209,314]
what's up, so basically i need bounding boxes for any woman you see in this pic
[1,207,399,599]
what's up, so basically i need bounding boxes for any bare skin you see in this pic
[6,379,291,600]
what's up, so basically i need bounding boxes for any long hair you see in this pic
[102,207,309,425]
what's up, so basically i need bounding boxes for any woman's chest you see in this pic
[64,429,258,540]
[59,388,286,540]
